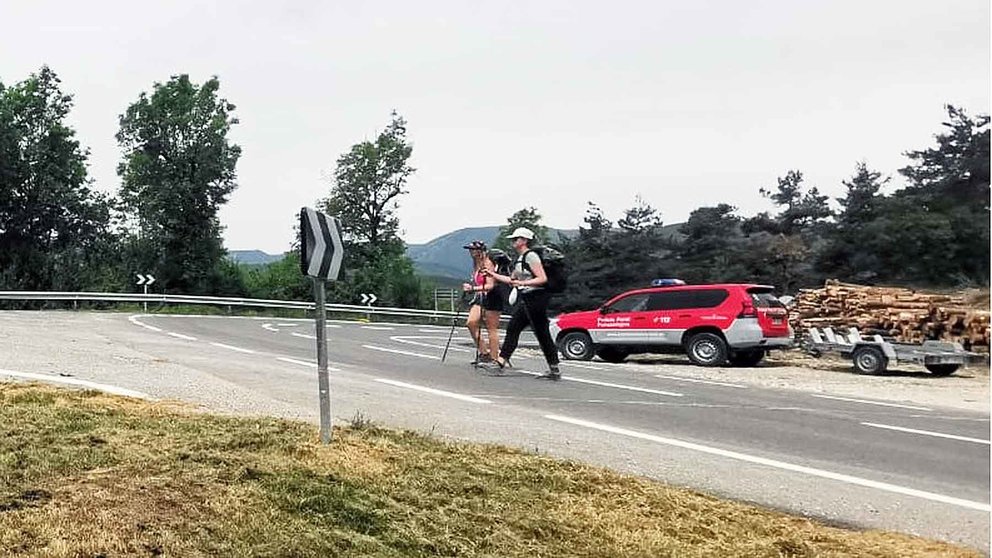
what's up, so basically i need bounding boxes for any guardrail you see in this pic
[0,291,497,322]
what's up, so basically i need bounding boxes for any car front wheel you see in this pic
[685,333,729,366]
[559,331,595,361]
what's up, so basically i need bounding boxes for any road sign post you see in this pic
[300,207,345,444]
[312,277,332,444]
[136,274,155,312]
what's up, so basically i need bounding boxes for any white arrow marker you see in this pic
[136,274,146,285]
[145,274,155,286]
[367,293,377,305]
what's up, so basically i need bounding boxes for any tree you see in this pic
[493,207,551,251]
[892,105,990,284]
[117,75,242,295]
[755,170,832,235]
[817,162,889,281]
[674,204,748,283]
[319,112,429,308]
[0,66,117,292]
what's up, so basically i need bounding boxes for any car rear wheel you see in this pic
[685,333,729,367]
[559,331,594,361]
[924,363,960,376]
[596,346,629,363]
[852,346,888,375]
[729,349,764,367]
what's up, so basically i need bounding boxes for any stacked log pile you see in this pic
[793,280,990,352]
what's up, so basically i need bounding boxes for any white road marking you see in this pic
[276,323,299,327]
[276,357,341,372]
[811,394,932,412]
[209,342,256,354]
[511,369,683,397]
[362,345,440,360]
[392,336,471,353]
[655,375,746,388]
[562,362,605,370]
[419,328,448,333]
[546,414,991,513]
[362,326,396,331]
[128,315,162,332]
[861,422,991,445]
[374,378,491,404]
[167,332,197,341]
[292,332,316,340]
[261,323,279,332]
[0,368,152,399]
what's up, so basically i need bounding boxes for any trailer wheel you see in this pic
[925,363,960,376]
[852,346,888,375]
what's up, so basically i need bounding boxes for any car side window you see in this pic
[604,293,650,313]
[647,289,728,310]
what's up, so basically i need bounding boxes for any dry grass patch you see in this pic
[0,382,980,557]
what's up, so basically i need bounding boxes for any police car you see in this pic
[550,280,793,366]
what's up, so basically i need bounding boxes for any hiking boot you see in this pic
[535,365,561,381]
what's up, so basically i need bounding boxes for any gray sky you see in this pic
[2,1,989,253]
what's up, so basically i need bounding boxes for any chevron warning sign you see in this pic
[300,207,345,281]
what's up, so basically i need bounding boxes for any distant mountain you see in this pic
[406,226,579,280]
[228,250,285,265]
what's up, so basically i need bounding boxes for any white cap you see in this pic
[506,227,535,240]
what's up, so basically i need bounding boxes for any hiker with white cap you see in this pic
[481,227,562,380]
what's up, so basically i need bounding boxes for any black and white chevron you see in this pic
[300,207,344,280]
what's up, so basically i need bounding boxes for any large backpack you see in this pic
[486,249,514,305]
[521,245,568,294]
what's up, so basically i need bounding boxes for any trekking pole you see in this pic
[441,291,468,363]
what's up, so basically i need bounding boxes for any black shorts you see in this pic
[481,292,503,312]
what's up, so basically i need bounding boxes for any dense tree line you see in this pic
[1,66,987,312]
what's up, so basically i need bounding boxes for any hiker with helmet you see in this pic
[461,240,501,365]
[481,227,562,380]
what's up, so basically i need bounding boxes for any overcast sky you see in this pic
[2,1,989,253]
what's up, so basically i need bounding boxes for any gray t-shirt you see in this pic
[511,250,544,294]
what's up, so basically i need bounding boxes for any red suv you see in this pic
[550,283,793,366]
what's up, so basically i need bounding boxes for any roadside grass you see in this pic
[0,383,979,557]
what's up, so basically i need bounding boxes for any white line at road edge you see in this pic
[811,394,932,412]
[167,332,197,341]
[292,332,316,340]
[362,326,396,331]
[0,369,152,399]
[545,414,990,512]
[128,315,162,332]
[277,357,341,372]
[375,378,491,404]
[209,342,256,354]
[363,345,440,360]
[563,376,683,398]
[655,375,746,389]
[861,422,991,445]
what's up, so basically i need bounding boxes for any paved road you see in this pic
[2,311,989,552]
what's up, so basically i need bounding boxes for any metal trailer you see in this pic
[802,327,987,376]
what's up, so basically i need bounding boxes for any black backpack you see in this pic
[486,249,514,305]
[521,245,567,294]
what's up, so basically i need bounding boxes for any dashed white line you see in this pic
[209,342,256,354]
[362,326,396,331]
[276,357,341,372]
[861,422,991,445]
[545,414,991,513]
[391,336,470,353]
[811,394,932,412]
[655,375,746,388]
[562,362,605,370]
[128,315,162,332]
[0,368,152,399]
[291,332,316,340]
[374,378,491,404]
[362,345,440,360]
[167,332,197,341]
